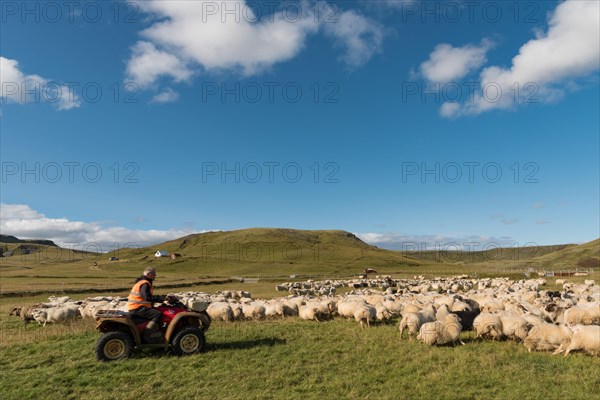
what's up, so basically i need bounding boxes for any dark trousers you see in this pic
[130,307,162,324]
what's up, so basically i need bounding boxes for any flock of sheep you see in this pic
[9,275,600,357]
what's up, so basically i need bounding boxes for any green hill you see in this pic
[0,228,423,294]
[1,229,597,294]
[528,239,600,269]
[402,243,576,264]
[399,239,599,271]
[107,228,423,276]
[0,234,58,247]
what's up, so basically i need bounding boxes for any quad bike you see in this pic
[94,297,211,361]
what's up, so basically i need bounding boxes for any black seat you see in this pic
[130,314,149,324]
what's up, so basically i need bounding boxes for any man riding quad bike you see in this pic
[94,267,210,361]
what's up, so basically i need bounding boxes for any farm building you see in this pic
[155,250,170,258]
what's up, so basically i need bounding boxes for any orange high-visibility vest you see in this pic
[128,279,154,310]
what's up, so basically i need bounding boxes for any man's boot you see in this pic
[142,320,164,344]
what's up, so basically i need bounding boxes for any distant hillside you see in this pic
[0,234,57,247]
[3,228,596,279]
[0,235,101,260]
[402,244,576,264]
[530,239,600,269]
[108,228,423,276]
[399,239,599,269]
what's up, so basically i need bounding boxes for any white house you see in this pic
[155,250,170,258]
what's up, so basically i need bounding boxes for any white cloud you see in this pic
[420,39,493,83]
[127,0,318,86]
[355,232,517,251]
[0,56,81,110]
[0,204,197,252]
[440,102,460,118]
[324,10,384,68]
[151,87,180,104]
[126,42,192,88]
[126,1,383,88]
[442,0,600,117]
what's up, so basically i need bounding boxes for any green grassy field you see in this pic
[1,230,599,399]
[1,312,599,400]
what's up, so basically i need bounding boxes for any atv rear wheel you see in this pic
[96,331,134,362]
[172,327,205,356]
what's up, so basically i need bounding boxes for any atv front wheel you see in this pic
[96,331,134,362]
[172,327,205,356]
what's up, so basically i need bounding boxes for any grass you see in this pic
[1,316,599,400]
[0,230,598,398]
[1,272,599,399]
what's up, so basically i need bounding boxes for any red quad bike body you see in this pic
[94,301,211,362]
[134,305,188,332]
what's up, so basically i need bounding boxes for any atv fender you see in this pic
[165,312,209,343]
[96,318,142,345]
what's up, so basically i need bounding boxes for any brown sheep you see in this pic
[9,304,40,323]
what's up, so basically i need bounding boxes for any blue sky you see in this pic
[1,0,599,251]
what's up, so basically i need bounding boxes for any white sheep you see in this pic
[451,300,472,312]
[47,296,72,304]
[417,313,464,346]
[555,325,600,357]
[520,313,547,329]
[473,313,503,340]
[207,302,234,322]
[298,304,319,321]
[321,299,338,316]
[299,301,330,322]
[524,322,572,353]
[480,300,505,313]
[363,294,384,305]
[435,304,451,321]
[375,303,392,321]
[282,301,300,317]
[399,305,436,340]
[562,304,600,326]
[264,301,284,318]
[33,305,80,327]
[354,304,376,328]
[79,301,111,318]
[499,314,529,341]
[402,303,422,314]
[229,303,243,320]
[381,300,403,317]
[241,303,266,320]
[337,299,365,319]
